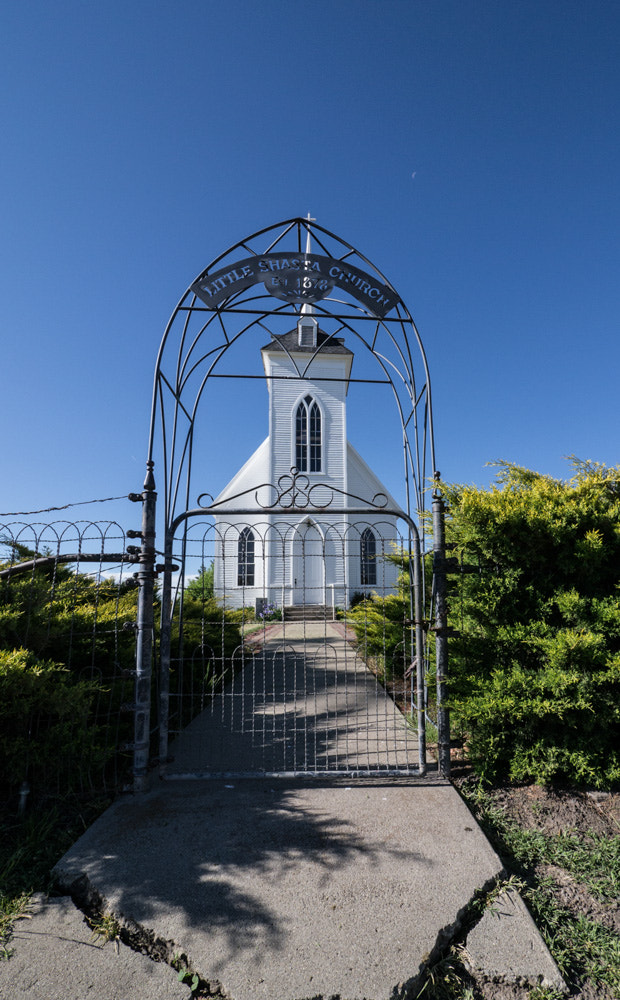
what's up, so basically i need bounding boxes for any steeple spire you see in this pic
[304,212,315,255]
[301,213,317,318]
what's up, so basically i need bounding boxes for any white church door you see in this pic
[292,521,324,606]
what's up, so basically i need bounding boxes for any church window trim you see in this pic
[237,527,255,587]
[294,394,323,473]
[360,527,377,587]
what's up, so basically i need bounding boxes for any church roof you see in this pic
[212,438,400,515]
[261,328,353,357]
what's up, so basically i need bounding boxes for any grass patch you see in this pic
[526,882,620,992]
[415,946,475,999]
[0,892,30,959]
[459,781,620,996]
[503,827,620,901]
[0,792,110,959]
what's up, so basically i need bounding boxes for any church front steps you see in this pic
[283,604,333,622]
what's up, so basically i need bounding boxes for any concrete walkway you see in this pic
[1,622,565,1000]
[168,622,421,777]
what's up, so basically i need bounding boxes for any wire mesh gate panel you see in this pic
[163,518,425,778]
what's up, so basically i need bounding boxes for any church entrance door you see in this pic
[292,521,324,606]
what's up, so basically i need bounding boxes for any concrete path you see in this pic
[1,622,565,999]
[47,777,564,1000]
[168,622,422,777]
[0,894,191,1000]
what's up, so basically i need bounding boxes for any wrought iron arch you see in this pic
[131,218,449,790]
[146,216,437,534]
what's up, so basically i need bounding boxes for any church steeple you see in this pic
[298,214,318,347]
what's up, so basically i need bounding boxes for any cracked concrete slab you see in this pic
[0,894,191,1000]
[51,776,561,1000]
[463,887,566,990]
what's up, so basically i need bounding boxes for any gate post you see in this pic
[433,479,451,777]
[132,460,157,792]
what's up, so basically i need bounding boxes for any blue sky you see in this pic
[2,1,619,532]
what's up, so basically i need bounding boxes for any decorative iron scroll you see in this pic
[197,467,390,513]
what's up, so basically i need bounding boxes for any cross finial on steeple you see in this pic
[304,212,316,255]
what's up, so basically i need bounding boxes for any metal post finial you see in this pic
[144,459,156,492]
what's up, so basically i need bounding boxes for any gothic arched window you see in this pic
[295,395,322,473]
[360,528,377,587]
[237,527,255,586]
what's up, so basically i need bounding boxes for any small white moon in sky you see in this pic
[411,171,416,179]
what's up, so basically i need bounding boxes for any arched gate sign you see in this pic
[131,218,449,790]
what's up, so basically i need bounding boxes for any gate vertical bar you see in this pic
[432,479,450,776]
[158,530,174,778]
[133,460,157,792]
[411,533,427,775]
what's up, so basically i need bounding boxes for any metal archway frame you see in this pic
[131,218,449,790]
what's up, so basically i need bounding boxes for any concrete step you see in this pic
[283,604,331,622]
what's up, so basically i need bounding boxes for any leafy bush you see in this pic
[346,591,413,680]
[177,595,243,657]
[0,648,107,793]
[0,554,137,678]
[443,460,620,787]
[171,595,245,721]
[184,562,214,601]
[0,544,139,794]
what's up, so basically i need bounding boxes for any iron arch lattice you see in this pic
[147,216,436,533]
[131,218,449,788]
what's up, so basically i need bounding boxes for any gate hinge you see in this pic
[403,619,431,630]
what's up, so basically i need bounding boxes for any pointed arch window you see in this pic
[237,527,255,586]
[360,528,377,587]
[295,395,322,472]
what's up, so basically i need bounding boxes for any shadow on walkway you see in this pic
[168,621,421,776]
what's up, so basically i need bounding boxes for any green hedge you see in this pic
[0,648,108,793]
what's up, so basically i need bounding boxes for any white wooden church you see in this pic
[212,308,400,612]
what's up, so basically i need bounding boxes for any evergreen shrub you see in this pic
[443,460,620,787]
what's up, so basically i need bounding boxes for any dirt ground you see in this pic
[457,783,620,1000]
[487,784,620,839]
